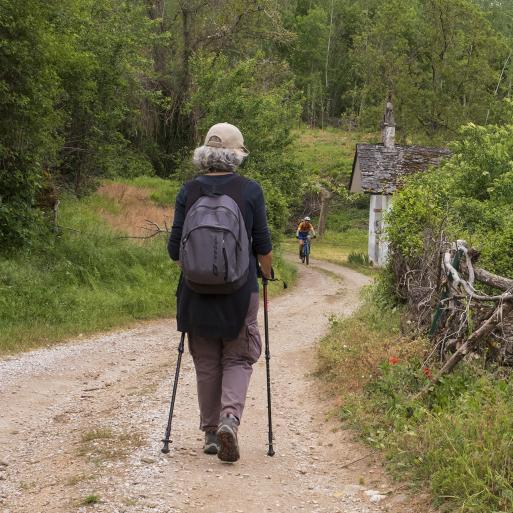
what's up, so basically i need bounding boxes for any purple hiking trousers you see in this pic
[188,293,262,431]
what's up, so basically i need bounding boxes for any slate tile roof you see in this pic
[350,143,451,194]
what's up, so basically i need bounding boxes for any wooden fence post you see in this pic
[318,187,333,238]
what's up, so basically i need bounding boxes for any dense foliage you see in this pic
[0,0,61,246]
[282,0,513,138]
[0,0,155,246]
[1,0,513,248]
[387,110,513,277]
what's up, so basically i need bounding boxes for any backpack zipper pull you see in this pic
[222,239,229,281]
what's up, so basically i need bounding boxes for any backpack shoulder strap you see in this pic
[184,179,203,213]
[184,175,247,216]
[221,175,246,216]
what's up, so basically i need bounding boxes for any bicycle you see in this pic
[301,235,312,265]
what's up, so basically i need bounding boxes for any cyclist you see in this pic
[296,216,316,260]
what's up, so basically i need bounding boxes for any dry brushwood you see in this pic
[441,299,512,372]
[391,229,444,331]
[115,220,171,240]
[392,235,513,386]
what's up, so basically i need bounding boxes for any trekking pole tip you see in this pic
[267,447,275,457]
[161,440,171,454]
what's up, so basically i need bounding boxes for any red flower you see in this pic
[388,356,399,365]
[423,367,433,380]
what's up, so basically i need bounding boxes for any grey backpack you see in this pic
[180,177,250,294]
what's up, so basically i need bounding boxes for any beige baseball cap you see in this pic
[204,122,249,156]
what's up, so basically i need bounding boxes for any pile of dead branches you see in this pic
[391,233,513,378]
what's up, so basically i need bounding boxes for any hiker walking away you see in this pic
[167,123,273,463]
[296,216,315,260]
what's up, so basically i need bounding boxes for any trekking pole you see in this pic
[161,332,186,454]
[262,276,275,457]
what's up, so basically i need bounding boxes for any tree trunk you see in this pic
[475,267,513,292]
[147,0,167,77]
[324,0,334,120]
[181,3,192,94]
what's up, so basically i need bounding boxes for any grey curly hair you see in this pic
[193,145,246,172]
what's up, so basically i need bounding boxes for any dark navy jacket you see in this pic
[168,173,272,339]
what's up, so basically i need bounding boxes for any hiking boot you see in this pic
[216,414,240,462]
[203,430,219,455]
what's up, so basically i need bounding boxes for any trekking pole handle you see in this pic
[265,277,288,289]
[259,267,288,289]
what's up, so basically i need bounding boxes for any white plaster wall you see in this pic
[368,194,393,267]
[378,195,393,266]
[368,195,380,266]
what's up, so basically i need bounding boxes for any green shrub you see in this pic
[347,361,513,513]
[347,251,369,266]
[0,0,61,247]
[387,117,513,278]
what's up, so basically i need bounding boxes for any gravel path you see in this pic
[0,259,430,513]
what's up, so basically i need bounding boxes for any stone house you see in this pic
[348,103,451,266]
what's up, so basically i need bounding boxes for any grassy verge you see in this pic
[0,196,180,355]
[317,290,513,512]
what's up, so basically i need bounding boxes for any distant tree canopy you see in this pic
[283,0,512,138]
[1,0,512,248]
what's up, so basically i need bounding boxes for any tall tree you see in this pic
[352,0,509,140]
[0,0,61,246]
[146,0,291,175]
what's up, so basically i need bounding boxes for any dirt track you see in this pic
[0,259,430,513]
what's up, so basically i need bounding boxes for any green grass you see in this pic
[82,494,100,505]
[317,290,513,513]
[0,186,296,355]
[0,197,180,354]
[114,175,180,206]
[291,126,378,180]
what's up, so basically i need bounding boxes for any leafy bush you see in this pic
[0,0,156,248]
[0,0,61,247]
[387,115,513,278]
[184,52,304,238]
